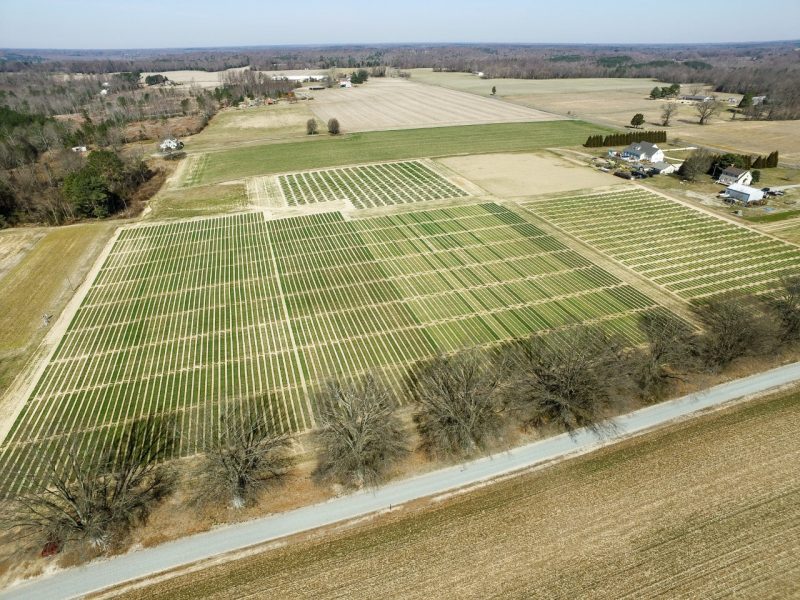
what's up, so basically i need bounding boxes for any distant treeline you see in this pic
[584,130,667,148]
[2,42,798,118]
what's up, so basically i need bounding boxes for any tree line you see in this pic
[584,130,667,148]
[5,277,799,558]
[678,149,780,181]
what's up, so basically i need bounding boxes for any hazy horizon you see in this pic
[1,0,798,50]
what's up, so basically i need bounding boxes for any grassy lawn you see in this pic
[744,209,800,224]
[194,121,611,185]
[0,222,116,397]
[116,387,800,599]
[147,183,248,220]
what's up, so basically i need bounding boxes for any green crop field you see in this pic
[0,203,662,495]
[524,189,800,299]
[188,121,609,186]
[278,161,467,208]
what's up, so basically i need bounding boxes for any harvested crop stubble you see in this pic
[116,388,800,600]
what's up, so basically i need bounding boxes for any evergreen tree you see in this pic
[630,113,645,128]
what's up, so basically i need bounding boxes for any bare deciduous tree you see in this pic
[313,375,408,489]
[5,415,178,554]
[693,294,779,370]
[409,351,507,458]
[306,118,318,135]
[197,399,294,509]
[696,98,724,125]
[327,118,340,135]
[505,327,626,435]
[661,103,678,126]
[770,275,800,344]
[632,311,698,400]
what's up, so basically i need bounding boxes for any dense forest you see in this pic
[0,67,296,227]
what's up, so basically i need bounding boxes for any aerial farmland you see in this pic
[1,26,799,599]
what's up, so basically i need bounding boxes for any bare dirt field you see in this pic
[309,78,564,133]
[410,69,800,165]
[437,151,621,198]
[139,68,326,89]
[183,102,316,152]
[115,387,800,600]
[138,67,249,89]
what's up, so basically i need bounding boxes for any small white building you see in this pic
[71,145,87,153]
[339,80,352,88]
[718,167,752,186]
[651,161,676,174]
[621,141,664,163]
[159,138,184,152]
[726,183,764,204]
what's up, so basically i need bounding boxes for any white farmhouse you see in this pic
[717,167,752,186]
[621,141,664,163]
[726,183,764,204]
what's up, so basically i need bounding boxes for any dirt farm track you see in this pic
[309,78,564,132]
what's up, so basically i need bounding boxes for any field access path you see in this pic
[3,361,800,600]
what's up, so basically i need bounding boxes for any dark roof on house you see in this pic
[721,166,747,176]
[623,141,660,154]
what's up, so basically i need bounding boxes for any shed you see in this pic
[726,183,764,204]
[651,161,676,174]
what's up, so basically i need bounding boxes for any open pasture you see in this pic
[278,160,467,209]
[0,204,661,494]
[410,69,800,164]
[185,121,608,187]
[310,78,562,132]
[524,189,800,299]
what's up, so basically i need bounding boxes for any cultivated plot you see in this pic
[524,189,800,299]
[310,78,563,132]
[0,204,662,494]
[277,161,468,209]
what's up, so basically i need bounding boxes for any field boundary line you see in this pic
[0,226,123,449]
[4,363,799,600]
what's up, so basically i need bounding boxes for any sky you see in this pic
[0,0,798,49]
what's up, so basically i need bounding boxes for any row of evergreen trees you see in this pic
[711,151,780,171]
[584,130,667,148]
[752,151,780,168]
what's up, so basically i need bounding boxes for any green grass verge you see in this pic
[743,209,800,224]
[196,121,611,185]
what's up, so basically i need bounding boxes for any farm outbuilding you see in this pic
[726,183,764,204]
[651,161,676,174]
[718,167,752,186]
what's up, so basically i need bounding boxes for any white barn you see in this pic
[718,167,752,186]
[726,183,764,204]
[621,142,664,163]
